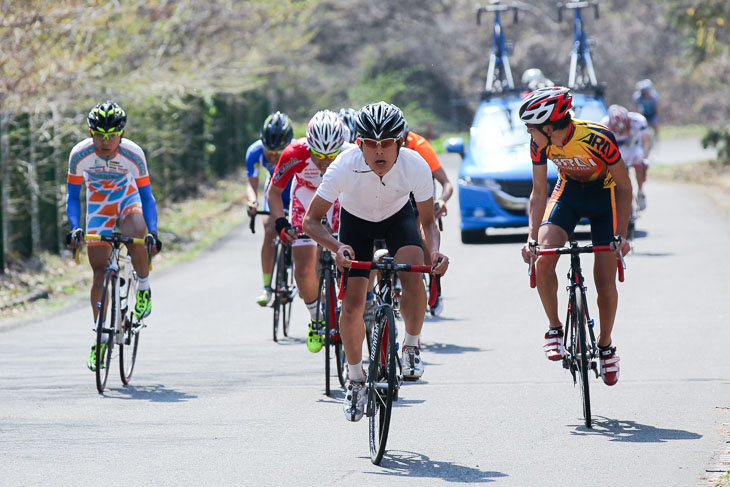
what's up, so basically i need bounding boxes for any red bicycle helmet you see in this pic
[519,87,573,125]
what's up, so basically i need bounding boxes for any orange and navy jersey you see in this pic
[530,119,621,183]
[405,132,442,173]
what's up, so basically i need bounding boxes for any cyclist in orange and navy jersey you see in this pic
[519,87,631,387]
[65,101,161,372]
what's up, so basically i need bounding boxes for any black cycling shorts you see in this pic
[541,174,617,245]
[339,203,423,278]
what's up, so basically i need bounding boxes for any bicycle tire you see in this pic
[282,254,294,338]
[368,306,396,465]
[271,244,283,342]
[95,270,114,393]
[575,286,592,428]
[119,272,139,385]
[324,269,332,396]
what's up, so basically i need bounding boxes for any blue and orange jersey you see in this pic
[66,137,157,232]
[530,119,621,183]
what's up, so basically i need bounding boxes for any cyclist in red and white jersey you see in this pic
[267,110,353,353]
[602,104,652,210]
[303,101,449,422]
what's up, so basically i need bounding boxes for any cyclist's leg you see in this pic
[120,212,148,277]
[339,276,369,366]
[593,252,618,347]
[88,245,112,322]
[394,245,427,337]
[535,223,569,328]
[292,243,318,307]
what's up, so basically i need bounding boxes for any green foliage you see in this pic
[702,126,730,163]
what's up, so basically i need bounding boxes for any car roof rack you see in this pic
[476,1,524,99]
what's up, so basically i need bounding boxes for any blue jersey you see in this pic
[245,140,292,211]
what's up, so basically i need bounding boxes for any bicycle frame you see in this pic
[558,1,600,90]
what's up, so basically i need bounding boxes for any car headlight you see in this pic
[458,176,502,191]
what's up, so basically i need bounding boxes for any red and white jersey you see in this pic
[271,137,355,192]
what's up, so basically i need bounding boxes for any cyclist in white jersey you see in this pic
[602,104,652,210]
[303,101,449,422]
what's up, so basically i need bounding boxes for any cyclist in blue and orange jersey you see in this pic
[632,79,660,136]
[402,121,453,316]
[267,110,355,353]
[245,112,294,306]
[601,104,652,210]
[65,100,162,372]
[303,101,449,422]
[519,87,631,387]
[338,107,358,144]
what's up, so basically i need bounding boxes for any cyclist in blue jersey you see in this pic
[246,112,294,306]
[632,79,660,137]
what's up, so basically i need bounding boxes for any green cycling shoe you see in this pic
[87,342,107,371]
[135,289,151,319]
[307,319,325,353]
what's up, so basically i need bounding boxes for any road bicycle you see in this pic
[558,0,601,91]
[528,238,625,428]
[476,0,520,96]
[340,252,433,465]
[250,209,297,342]
[76,233,153,393]
[299,233,346,396]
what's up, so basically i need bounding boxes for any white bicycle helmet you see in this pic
[306,110,345,154]
[356,101,406,140]
[518,87,573,125]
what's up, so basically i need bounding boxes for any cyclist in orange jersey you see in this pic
[402,122,452,316]
[519,87,631,387]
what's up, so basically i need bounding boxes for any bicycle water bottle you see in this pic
[395,325,400,353]
[119,277,128,311]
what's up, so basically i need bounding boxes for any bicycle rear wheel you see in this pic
[119,273,139,385]
[575,287,592,428]
[271,244,284,342]
[95,271,114,393]
[281,252,295,337]
[368,306,397,465]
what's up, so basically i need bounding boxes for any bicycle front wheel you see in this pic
[368,306,397,465]
[282,254,295,338]
[119,273,139,385]
[575,287,592,428]
[95,271,114,393]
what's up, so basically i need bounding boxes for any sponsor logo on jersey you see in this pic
[274,158,301,182]
[551,156,598,171]
[578,132,619,162]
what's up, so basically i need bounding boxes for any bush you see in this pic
[702,125,730,163]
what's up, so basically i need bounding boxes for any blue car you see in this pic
[447,92,608,243]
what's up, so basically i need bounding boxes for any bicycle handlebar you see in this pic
[249,210,270,234]
[528,243,625,288]
[339,258,434,300]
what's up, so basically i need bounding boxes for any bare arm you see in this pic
[304,195,353,268]
[432,167,454,218]
[416,198,449,275]
[527,164,549,242]
[266,183,286,221]
[246,176,259,216]
[607,159,633,243]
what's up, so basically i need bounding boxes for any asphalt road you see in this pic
[1,153,729,486]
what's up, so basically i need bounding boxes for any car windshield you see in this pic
[574,98,605,121]
[470,102,530,153]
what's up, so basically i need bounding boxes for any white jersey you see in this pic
[601,112,648,165]
[316,146,433,222]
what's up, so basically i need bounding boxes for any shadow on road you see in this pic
[570,416,702,442]
[367,450,507,483]
[421,342,485,355]
[107,384,197,403]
